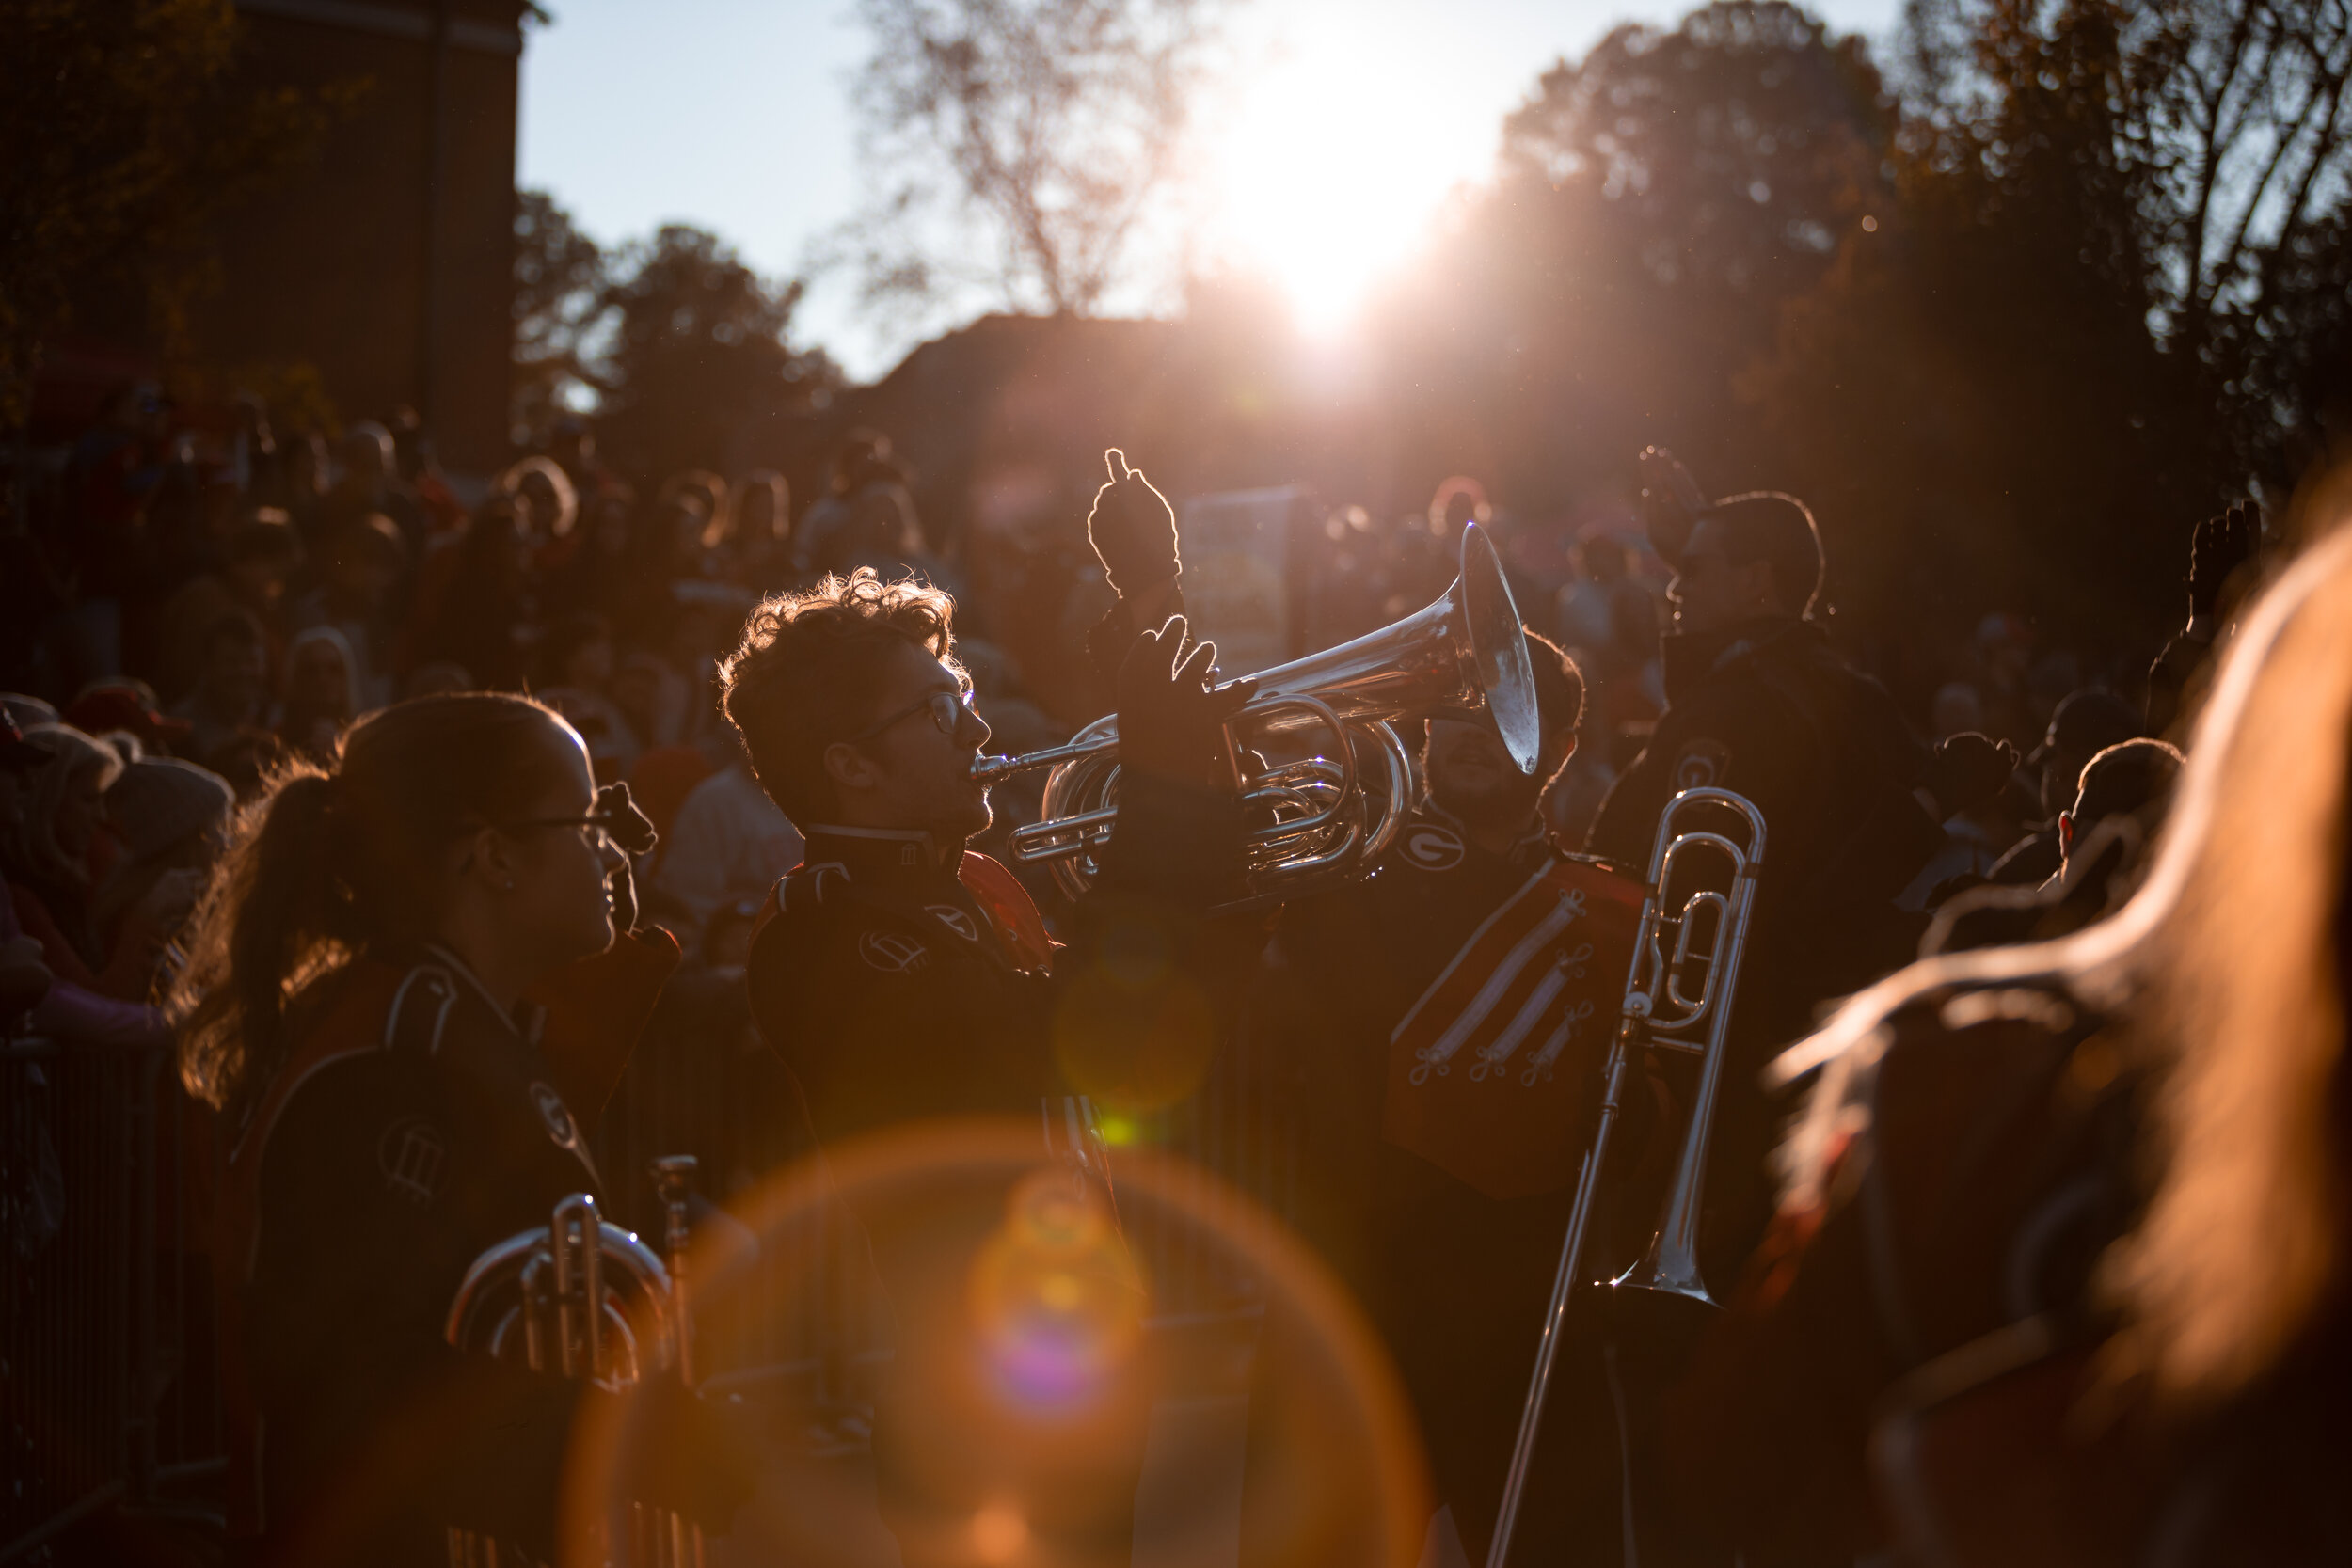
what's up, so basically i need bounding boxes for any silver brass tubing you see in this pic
[964,521,1534,903]
[1485,787,1768,1568]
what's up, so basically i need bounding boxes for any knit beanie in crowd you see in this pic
[107,758,235,864]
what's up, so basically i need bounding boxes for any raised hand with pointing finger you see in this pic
[1087,447,1182,595]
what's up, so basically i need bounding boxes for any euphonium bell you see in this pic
[973,520,1540,903]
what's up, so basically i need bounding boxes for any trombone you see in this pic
[1486,787,1768,1568]
[972,521,1542,904]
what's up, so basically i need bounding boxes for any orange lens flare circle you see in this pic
[561,1117,1429,1568]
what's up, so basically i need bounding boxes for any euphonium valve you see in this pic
[443,1177,709,1568]
[444,1190,676,1389]
[973,520,1539,903]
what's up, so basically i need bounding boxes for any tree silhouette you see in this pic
[1740,0,2351,651]
[590,226,838,481]
[0,0,347,425]
[839,0,1227,325]
[1359,1,1896,519]
[511,188,609,443]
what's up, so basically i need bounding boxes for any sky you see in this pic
[518,0,1905,383]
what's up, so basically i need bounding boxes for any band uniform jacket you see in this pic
[217,932,678,1564]
[741,779,1245,1565]
[1262,805,1562,1280]
[745,775,1245,1150]
[1586,613,1949,1278]
[1253,806,1643,1563]
[1587,614,1946,1029]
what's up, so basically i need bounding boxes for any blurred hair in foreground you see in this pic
[1773,458,2352,1410]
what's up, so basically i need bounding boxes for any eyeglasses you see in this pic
[849,687,975,745]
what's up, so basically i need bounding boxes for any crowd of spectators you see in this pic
[0,382,2233,1088]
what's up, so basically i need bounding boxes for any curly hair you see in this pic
[718,568,962,828]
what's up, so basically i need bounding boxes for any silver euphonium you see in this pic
[973,520,1543,903]
[1486,787,1768,1568]
[443,1161,709,1568]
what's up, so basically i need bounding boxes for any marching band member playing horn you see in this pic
[173,693,746,1566]
[720,451,1261,1568]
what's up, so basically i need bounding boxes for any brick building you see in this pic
[222,0,529,473]
[42,0,529,476]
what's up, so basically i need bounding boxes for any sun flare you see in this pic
[1198,13,1494,337]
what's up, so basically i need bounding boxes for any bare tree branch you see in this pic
[840,0,1228,326]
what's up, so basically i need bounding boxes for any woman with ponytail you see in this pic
[171,691,729,1565]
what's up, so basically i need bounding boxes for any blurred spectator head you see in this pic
[1428,476,1491,539]
[340,420,393,486]
[7,725,124,885]
[2062,737,2185,865]
[538,613,616,692]
[458,498,532,587]
[550,414,596,469]
[729,469,789,547]
[284,431,329,502]
[654,470,725,562]
[610,652,679,752]
[387,404,434,482]
[2026,647,2083,724]
[499,455,580,542]
[1973,610,2035,686]
[955,638,1023,700]
[1578,531,1630,584]
[102,379,170,441]
[321,514,407,608]
[404,662,472,701]
[1931,680,1987,741]
[2031,689,2142,816]
[718,567,966,831]
[105,757,234,870]
[536,687,636,783]
[194,611,270,719]
[586,485,636,558]
[1672,492,1823,632]
[226,510,303,603]
[283,626,360,721]
[831,429,898,494]
[66,681,192,755]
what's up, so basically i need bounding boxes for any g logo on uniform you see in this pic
[1401,824,1467,872]
[1672,738,1733,793]
[859,929,931,973]
[529,1082,580,1152]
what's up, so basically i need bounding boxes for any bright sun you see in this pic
[1197,10,1496,338]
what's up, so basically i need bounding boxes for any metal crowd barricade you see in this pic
[1,1036,225,1563]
